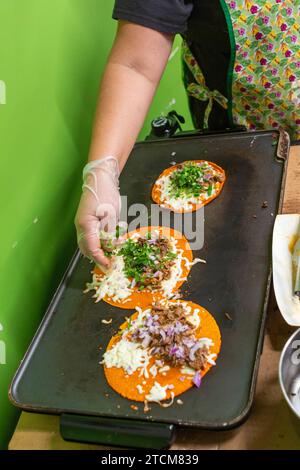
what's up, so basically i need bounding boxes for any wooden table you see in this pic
[9,145,300,450]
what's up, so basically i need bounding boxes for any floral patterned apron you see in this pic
[183,0,300,139]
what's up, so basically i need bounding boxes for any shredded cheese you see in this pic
[86,256,131,302]
[145,382,169,402]
[102,339,150,375]
[137,384,144,394]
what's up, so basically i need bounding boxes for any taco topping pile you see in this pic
[152,160,226,212]
[118,234,176,290]
[130,302,211,372]
[102,300,221,405]
[85,228,196,308]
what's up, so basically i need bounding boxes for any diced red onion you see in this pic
[193,371,202,388]
[174,322,189,334]
[182,338,195,348]
[175,347,185,358]
[166,326,174,336]
[170,346,178,355]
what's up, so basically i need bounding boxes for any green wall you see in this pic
[0,0,192,449]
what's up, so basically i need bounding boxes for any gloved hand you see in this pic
[75,156,121,267]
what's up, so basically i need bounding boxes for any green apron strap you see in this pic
[182,40,228,129]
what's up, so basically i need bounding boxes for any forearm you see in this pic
[88,62,159,171]
[88,21,174,171]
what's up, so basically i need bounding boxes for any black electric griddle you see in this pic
[9,130,289,449]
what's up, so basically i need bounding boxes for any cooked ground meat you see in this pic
[160,345,208,371]
[153,303,189,325]
[189,347,209,370]
[214,173,225,183]
[155,238,170,257]
[132,303,209,372]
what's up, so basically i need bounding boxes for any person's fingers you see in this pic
[80,239,111,268]
[75,214,111,268]
[91,247,111,268]
[75,186,121,268]
[83,231,111,268]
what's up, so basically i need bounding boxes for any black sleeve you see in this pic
[113,0,194,34]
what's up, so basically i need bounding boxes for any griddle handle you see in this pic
[60,414,176,449]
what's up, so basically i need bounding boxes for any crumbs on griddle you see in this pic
[144,402,151,413]
[224,312,233,321]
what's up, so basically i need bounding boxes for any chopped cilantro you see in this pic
[118,236,175,287]
[207,183,213,197]
[169,162,214,199]
[115,225,121,238]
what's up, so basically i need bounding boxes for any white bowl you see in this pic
[272,214,300,326]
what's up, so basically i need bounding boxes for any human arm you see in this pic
[75,21,174,267]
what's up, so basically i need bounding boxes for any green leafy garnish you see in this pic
[169,162,212,199]
[118,236,175,288]
[115,224,126,239]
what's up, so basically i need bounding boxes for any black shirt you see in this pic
[112,0,232,130]
[113,0,194,34]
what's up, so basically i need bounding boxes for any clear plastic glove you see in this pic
[75,156,121,267]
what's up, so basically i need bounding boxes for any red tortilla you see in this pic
[104,300,221,402]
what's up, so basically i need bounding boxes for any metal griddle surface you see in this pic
[10,131,286,429]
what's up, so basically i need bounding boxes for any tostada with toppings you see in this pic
[152,160,226,213]
[102,300,221,407]
[85,226,201,309]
